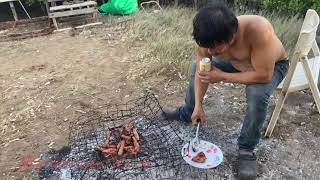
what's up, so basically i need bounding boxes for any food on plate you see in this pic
[191,152,207,163]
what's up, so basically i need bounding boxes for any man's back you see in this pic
[214,15,287,72]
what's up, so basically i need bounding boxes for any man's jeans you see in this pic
[178,58,289,150]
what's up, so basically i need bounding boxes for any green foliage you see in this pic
[311,0,320,13]
[237,0,320,16]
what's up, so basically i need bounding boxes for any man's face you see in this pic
[207,43,229,56]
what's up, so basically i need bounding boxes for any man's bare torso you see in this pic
[210,15,287,72]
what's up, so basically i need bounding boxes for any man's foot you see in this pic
[238,149,257,180]
[161,107,181,121]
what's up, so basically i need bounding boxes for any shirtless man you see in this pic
[163,3,289,179]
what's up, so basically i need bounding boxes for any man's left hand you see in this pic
[198,68,224,83]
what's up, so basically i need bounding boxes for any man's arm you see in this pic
[221,23,276,84]
[194,46,210,107]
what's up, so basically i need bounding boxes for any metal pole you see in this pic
[9,1,18,21]
[18,0,31,19]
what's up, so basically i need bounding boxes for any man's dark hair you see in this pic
[192,3,238,48]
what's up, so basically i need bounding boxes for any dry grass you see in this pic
[122,7,303,79]
[267,14,303,56]
[126,7,196,79]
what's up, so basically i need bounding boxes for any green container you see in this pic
[98,0,138,15]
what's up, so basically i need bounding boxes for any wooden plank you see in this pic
[45,0,50,15]
[301,57,320,112]
[0,0,18,3]
[47,0,63,2]
[264,91,288,137]
[52,18,58,29]
[49,7,96,18]
[49,1,97,11]
[53,22,102,32]
[264,53,300,137]
[9,1,18,21]
[0,27,53,42]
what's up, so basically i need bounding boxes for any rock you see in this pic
[80,30,92,36]
[48,142,54,149]
[10,167,19,172]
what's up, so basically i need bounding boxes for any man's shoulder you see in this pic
[240,15,272,33]
[241,15,274,45]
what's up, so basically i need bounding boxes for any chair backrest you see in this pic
[277,9,320,91]
[294,9,320,56]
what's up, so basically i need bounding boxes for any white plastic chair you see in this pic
[265,9,320,137]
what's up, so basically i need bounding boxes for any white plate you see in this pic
[181,140,223,169]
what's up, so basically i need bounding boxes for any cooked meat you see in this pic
[122,122,134,136]
[96,122,141,157]
[191,152,206,163]
[132,137,140,152]
[133,128,140,141]
[118,140,126,156]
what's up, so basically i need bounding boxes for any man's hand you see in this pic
[191,106,205,126]
[198,67,224,84]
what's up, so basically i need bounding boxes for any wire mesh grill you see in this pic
[40,92,219,179]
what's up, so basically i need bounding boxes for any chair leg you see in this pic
[301,57,320,113]
[265,91,289,137]
[265,55,300,137]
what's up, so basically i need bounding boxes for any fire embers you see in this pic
[96,122,140,158]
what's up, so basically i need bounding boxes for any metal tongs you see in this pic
[189,121,200,154]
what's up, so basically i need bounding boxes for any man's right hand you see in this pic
[191,106,205,126]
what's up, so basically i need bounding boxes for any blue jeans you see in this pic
[179,58,289,150]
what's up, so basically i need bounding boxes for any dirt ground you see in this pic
[0,24,184,179]
[1,24,320,179]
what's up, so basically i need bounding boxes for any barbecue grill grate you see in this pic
[39,92,222,180]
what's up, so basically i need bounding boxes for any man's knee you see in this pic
[246,85,270,107]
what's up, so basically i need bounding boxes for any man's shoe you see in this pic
[161,107,181,121]
[238,149,257,180]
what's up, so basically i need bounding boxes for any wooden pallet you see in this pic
[46,0,99,30]
[0,16,53,42]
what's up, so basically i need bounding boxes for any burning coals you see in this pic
[38,93,213,179]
